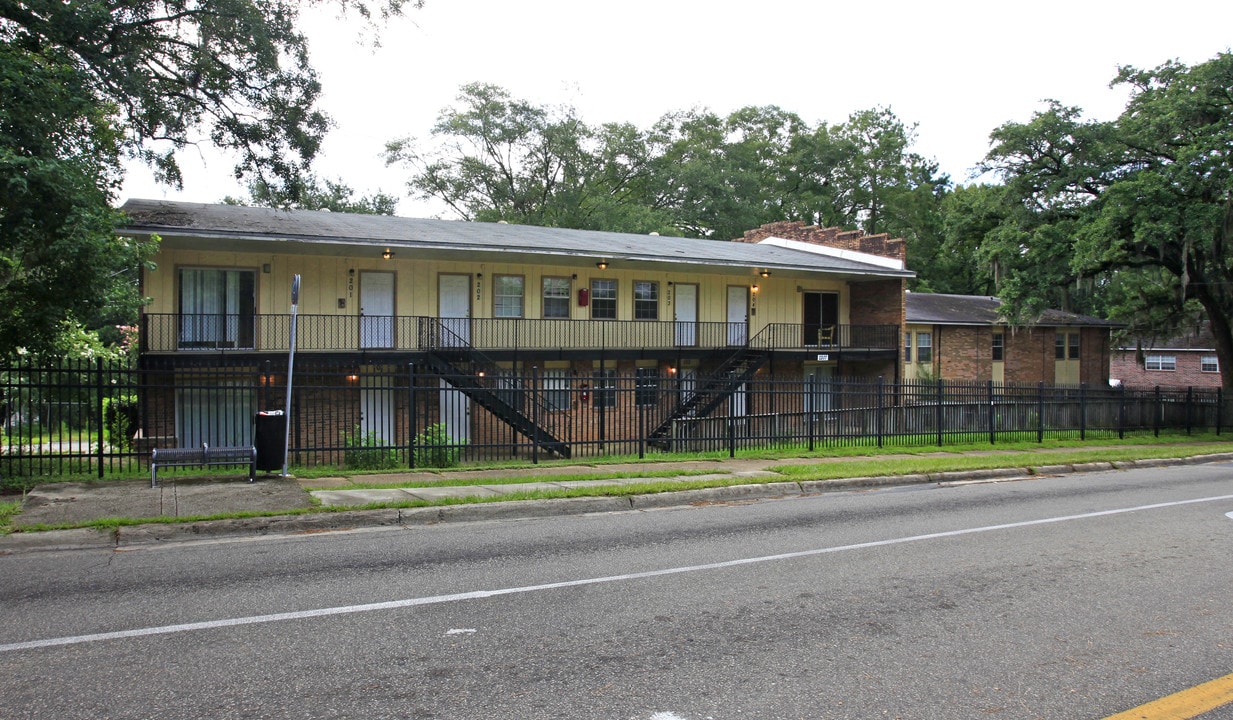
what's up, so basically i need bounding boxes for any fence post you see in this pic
[808,374,816,452]
[987,380,996,445]
[1080,383,1087,442]
[408,363,417,469]
[728,410,736,459]
[876,375,884,449]
[1118,384,1126,440]
[96,356,105,479]
[1185,386,1193,436]
[638,382,646,460]
[1154,385,1162,438]
[532,365,540,465]
[1037,381,1044,444]
[1218,388,1224,436]
[936,378,944,447]
[596,369,606,454]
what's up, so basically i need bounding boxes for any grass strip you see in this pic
[6,439,1233,534]
[331,468,724,490]
[767,445,1233,481]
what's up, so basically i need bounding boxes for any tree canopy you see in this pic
[386,85,948,243]
[226,175,399,214]
[0,0,415,355]
[981,53,1233,390]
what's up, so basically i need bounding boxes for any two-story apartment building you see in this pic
[121,202,911,458]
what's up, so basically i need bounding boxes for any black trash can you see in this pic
[254,410,287,472]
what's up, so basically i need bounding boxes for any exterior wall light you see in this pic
[382,249,394,260]
[596,260,609,270]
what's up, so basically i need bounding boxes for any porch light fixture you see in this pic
[751,284,760,293]
[382,248,394,260]
[596,260,609,270]
[759,269,771,278]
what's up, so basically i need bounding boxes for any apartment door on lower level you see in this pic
[439,378,472,443]
[360,371,394,443]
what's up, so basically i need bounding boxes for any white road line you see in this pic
[5,493,1233,654]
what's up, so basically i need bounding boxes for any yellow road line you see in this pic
[1104,672,1233,720]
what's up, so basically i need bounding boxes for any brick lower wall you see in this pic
[1079,328,1111,386]
[939,326,991,381]
[1004,328,1054,384]
[1110,349,1222,388]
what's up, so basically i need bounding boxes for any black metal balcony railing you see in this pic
[140,314,901,354]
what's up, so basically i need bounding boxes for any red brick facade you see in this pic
[921,325,1112,386]
[1110,349,1222,388]
[937,326,991,381]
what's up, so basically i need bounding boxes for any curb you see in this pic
[5,452,1233,553]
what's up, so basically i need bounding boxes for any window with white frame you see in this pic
[634,281,659,320]
[591,279,617,320]
[493,275,524,318]
[635,367,659,406]
[916,332,932,363]
[992,333,1004,361]
[1145,355,1176,371]
[1202,356,1220,373]
[903,332,912,363]
[542,369,570,411]
[592,368,616,408]
[542,277,570,319]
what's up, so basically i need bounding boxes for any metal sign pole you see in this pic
[281,274,300,477]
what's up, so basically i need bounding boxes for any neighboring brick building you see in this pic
[1110,325,1223,389]
[904,293,1117,386]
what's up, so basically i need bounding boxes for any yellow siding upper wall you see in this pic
[147,248,854,328]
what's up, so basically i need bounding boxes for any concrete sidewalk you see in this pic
[4,445,1232,552]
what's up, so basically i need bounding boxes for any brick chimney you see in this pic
[736,221,906,263]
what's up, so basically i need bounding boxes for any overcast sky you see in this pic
[120,0,1233,217]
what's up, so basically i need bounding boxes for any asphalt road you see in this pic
[3,462,1233,720]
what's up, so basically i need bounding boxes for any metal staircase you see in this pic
[419,322,570,459]
[647,344,769,447]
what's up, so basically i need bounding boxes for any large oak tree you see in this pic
[981,53,1233,390]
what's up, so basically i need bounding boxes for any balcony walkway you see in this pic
[141,314,900,356]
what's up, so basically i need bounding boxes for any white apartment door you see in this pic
[438,274,471,347]
[359,271,395,349]
[439,378,472,443]
[360,371,394,442]
[727,286,748,345]
[674,283,698,347]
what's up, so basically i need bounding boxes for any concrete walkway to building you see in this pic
[4,444,1232,553]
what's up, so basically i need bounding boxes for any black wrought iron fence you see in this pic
[1,357,1226,480]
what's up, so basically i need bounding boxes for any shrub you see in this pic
[342,426,399,470]
[414,422,463,468]
[102,394,137,450]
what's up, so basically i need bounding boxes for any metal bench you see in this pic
[150,444,257,488]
